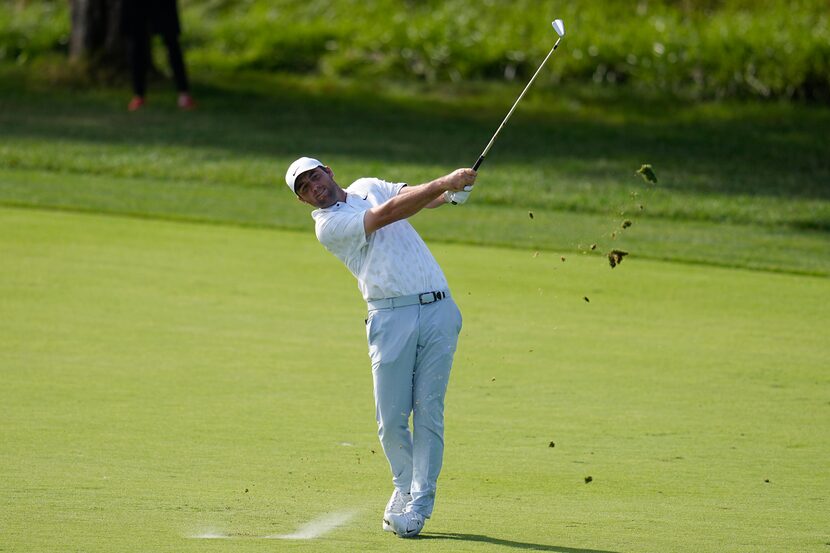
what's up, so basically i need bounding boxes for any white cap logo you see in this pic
[285,157,324,193]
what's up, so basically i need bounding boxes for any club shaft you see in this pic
[473,37,561,171]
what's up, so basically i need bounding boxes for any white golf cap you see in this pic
[285,156,324,193]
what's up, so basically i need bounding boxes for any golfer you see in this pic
[285,157,476,538]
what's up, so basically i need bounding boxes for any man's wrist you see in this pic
[434,177,451,194]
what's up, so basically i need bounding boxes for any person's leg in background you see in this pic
[161,31,195,109]
[127,26,149,111]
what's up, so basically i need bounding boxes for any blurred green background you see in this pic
[3,0,830,100]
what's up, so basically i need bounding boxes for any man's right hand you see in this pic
[443,168,477,192]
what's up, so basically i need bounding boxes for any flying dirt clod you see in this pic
[637,164,658,184]
[608,249,628,268]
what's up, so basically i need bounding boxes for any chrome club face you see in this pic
[552,19,565,37]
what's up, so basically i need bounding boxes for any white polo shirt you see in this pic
[311,178,449,301]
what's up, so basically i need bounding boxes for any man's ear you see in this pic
[324,166,334,178]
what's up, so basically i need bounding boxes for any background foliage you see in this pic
[2,0,829,101]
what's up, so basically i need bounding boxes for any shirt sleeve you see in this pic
[348,177,407,203]
[373,179,407,201]
[315,209,368,258]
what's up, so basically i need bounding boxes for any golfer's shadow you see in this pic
[420,532,619,552]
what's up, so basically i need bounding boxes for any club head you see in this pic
[552,19,565,37]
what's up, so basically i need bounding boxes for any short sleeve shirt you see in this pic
[311,178,449,301]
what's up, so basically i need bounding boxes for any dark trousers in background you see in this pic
[129,30,189,97]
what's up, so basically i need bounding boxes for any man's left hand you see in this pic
[445,188,473,205]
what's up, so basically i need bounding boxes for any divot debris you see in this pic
[637,164,658,183]
[608,249,628,268]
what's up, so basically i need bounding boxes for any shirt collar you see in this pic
[342,192,368,206]
[319,191,368,212]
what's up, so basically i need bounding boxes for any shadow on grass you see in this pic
[420,532,621,552]
[1,66,829,201]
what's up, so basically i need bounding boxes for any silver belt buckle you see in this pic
[418,291,441,305]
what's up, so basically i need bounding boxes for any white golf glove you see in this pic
[445,186,474,205]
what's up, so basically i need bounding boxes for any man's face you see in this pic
[295,166,339,208]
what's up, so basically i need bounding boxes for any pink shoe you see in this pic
[128,96,145,111]
[178,93,196,110]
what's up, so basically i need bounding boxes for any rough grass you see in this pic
[1,67,828,274]
[2,207,828,552]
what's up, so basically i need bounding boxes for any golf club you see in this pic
[451,19,566,204]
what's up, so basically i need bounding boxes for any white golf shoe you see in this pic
[382,489,412,532]
[384,510,425,538]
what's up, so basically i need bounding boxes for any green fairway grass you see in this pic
[2,207,828,552]
[3,5,828,551]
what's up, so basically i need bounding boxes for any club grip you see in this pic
[472,155,485,171]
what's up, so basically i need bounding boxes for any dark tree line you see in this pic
[69,0,127,69]
[69,0,161,80]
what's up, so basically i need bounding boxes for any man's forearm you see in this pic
[365,179,447,233]
[426,195,448,208]
[398,182,448,209]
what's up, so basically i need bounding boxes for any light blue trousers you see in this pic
[366,296,462,518]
